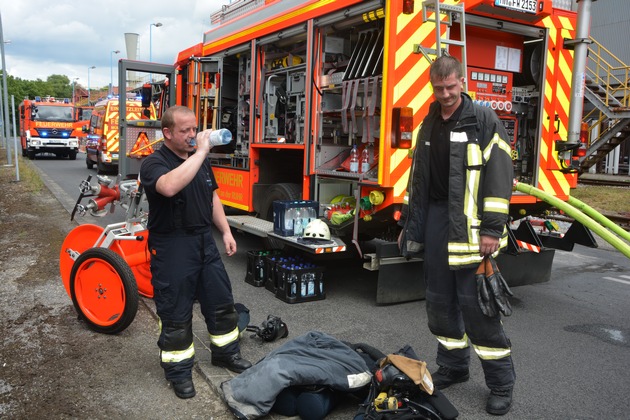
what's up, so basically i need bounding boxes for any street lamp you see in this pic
[110,50,120,96]
[149,22,162,83]
[87,66,95,105]
[72,77,79,103]
[149,22,162,62]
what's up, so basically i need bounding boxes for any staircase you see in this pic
[580,37,630,173]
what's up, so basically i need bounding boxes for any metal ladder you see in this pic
[417,0,468,88]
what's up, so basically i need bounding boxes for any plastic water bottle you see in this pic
[361,147,370,173]
[208,128,233,146]
[285,207,296,233]
[294,207,304,236]
[349,145,359,173]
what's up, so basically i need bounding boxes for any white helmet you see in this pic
[302,219,331,241]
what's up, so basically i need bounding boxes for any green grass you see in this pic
[571,185,630,215]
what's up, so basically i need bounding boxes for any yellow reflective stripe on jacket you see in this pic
[403,191,409,205]
[161,344,195,363]
[436,334,469,350]
[484,197,510,214]
[209,327,239,347]
[473,344,511,360]
[483,133,512,161]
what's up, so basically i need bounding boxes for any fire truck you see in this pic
[19,96,81,160]
[164,0,598,275]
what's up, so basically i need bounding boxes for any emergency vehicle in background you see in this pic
[74,105,94,151]
[85,96,157,174]
[19,96,81,160]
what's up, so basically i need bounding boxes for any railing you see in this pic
[585,37,630,109]
[583,37,630,143]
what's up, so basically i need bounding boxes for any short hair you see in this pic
[161,105,195,131]
[430,55,463,81]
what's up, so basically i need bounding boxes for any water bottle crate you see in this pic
[245,249,283,287]
[264,254,307,293]
[273,200,319,237]
[274,264,326,304]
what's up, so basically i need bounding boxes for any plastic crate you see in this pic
[273,200,319,237]
[245,250,283,287]
[274,263,325,304]
[264,254,305,293]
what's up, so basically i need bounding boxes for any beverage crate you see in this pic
[245,249,283,287]
[273,200,319,237]
[274,263,325,304]
[264,254,306,293]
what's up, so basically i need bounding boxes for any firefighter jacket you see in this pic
[221,331,372,419]
[400,93,513,268]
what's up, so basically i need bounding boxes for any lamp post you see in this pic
[110,50,120,96]
[149,22,162,82]
[72,77,79,103]
[87,66,95,105]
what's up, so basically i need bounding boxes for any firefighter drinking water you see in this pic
[140,106,251,399]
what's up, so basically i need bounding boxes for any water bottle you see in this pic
[361,147,370,173]
[208,128,233,146]
[294,207,304,236]
[284,207,296,233]
[349,145,359,173]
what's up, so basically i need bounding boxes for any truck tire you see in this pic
[69,247,139,334]
[27,150,35,160]
[68,150,77,160]
[260,183,302,222]
[86,156,94,169]
[97,160,108,175]
[259,183,302,249]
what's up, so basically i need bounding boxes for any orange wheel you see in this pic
[70,248,138,334]
[59,224,123,298]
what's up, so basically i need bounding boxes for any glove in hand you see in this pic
[485,257,514,317]
[476,259,497,317]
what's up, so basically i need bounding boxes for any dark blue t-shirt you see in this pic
[140,145,218,234]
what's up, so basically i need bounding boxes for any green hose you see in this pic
[567,195,630,243]
[514,182,630,259]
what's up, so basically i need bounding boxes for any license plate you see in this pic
[494,0,538,14]
[112,154,119,159]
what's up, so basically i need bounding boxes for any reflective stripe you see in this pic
[403,192,409,205]
[161,344,195,363]
[483,133,512,161]
[209,327,239,347]
[473,344,511,360]
[448,253,483,266]
[484,197,510,214]
[436,334,469,350]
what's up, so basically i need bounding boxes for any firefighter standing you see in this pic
[140,106,251,399]
[399,56,515,415]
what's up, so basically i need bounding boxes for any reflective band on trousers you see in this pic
[473,344,511,360]
[161,344,195,363]
[209,327,239,347]
[436,334,469,350]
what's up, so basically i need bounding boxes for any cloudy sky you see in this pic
[0,0,223,90]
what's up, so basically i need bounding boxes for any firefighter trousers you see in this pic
[149,229,240,381]
[423,200,515,389]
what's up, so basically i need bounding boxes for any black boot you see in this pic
[486,387,513,415]
[431,366,470,390]
[170,378,196,399]
[212,352,252,373]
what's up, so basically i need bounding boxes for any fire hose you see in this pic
[514,182,630,259]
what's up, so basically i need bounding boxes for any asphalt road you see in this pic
[31,151,630,419]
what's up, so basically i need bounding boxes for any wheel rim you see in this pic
[59,224,123,298]
[73,256,128,327]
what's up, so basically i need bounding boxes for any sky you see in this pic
[0,0,224,91]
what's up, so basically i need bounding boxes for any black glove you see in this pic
[476,259,497,317]
[485,257,514,317]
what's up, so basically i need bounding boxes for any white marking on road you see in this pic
[620,275,630,280]
[603,276,630,286]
